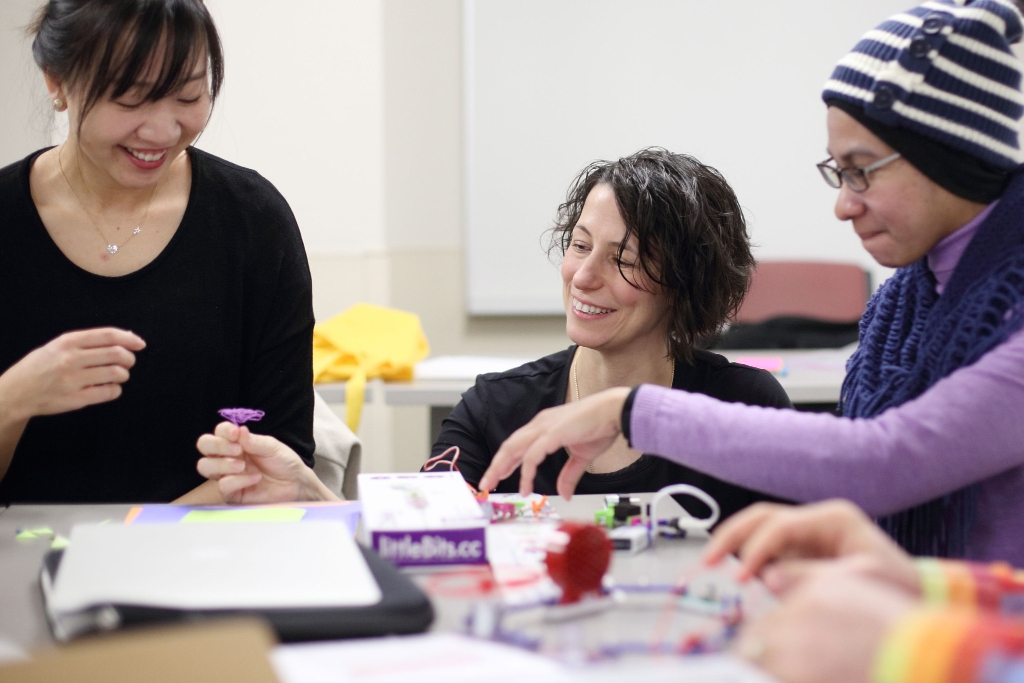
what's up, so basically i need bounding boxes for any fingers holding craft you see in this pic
[196,453,247,480]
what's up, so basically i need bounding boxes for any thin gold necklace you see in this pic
[572,349,675,474]
[58,146,157,256]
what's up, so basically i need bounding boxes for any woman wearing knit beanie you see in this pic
[482,0,1024,566]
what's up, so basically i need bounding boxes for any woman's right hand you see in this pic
[196,422,339,504]
[703,499,920,595]
[0,328,145,422]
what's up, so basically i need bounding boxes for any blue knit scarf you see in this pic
[841,169,1024,558]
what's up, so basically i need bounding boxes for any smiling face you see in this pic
[56,61,211,192]
[826,107,985,268]
[561,183,670,355]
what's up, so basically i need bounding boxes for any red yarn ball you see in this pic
[544,522,612,603]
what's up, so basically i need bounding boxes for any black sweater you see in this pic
[0,148,314,503]
[430,346,793,521]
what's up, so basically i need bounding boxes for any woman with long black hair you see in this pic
[0,0,314,504]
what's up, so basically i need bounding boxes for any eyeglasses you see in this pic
[816,152,901,192]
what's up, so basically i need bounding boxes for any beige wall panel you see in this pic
[0,0,49,166]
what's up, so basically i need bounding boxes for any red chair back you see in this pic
[735,261,869,324]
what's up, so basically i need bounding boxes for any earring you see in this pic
[52,98,64,111]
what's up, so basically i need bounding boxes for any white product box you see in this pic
[358,472,488,568]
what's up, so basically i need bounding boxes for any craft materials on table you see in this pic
[15,521,113,549]
[428,483,772,665]
[359,472,489,567]
[481,492,556,522]
[544,522,612,604]
[218,407,265,425]
[485,521,563,605]
[15,525,72,550]
[123,502,363,536]
[593,485,721,551]
[461,553,767,663]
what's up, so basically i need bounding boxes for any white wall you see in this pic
[199,0,387,256]
[0,0,49,162]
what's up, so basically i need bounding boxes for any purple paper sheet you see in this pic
[125,502,363,536]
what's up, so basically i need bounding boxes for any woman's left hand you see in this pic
[736,567,916,683]
[195,422,338,503]
[479,386,631,497]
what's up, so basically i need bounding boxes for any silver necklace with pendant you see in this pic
[58,147,156,256]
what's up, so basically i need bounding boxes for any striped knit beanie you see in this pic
[823,0,1024,202]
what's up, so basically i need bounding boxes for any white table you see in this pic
[315,348,854,442]
[317,348,851,406]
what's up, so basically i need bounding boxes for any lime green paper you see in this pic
[180,508,306,524]
[16,527,55,540]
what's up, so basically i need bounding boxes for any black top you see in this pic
[0,148,314,504]
[430,346,793,521]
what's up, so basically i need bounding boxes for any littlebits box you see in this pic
[358,472,487,568]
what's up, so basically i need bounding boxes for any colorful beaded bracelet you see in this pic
[915,560,1024,611]
[874,609,975,683]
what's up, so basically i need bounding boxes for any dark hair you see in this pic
[30,0,223,131]
[551,147,753,363]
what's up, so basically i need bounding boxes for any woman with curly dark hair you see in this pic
[421,148,790,518]
[480,0,1024,565]
[195,148,792,520]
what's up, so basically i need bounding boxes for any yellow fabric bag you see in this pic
[312,303,430,432]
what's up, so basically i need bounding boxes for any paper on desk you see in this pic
[272,633,776,683]
[581,655,779,683]
[273,633,568,683]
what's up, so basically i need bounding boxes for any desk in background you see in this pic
[316,347,854,444]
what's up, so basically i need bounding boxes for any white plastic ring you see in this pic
[649,483,720,533]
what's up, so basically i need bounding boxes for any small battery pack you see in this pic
[608,525,650,554]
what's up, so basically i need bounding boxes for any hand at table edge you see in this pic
[479,386,631,498]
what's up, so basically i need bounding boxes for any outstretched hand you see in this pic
[703,500,919,595]
[479,386,631,498]
[195,422,337,504]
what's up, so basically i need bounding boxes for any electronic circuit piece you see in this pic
[608,525,650,554]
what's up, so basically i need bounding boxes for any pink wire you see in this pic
[423,445,461,473]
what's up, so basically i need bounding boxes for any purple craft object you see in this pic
[218,408,265,426]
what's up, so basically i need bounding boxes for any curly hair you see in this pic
[550,147,753,363]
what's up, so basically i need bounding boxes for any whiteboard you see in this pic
[464,0,910,315]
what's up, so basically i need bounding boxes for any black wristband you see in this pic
[621,385,641,447]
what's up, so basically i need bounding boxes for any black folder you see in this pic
[40,544,434,643]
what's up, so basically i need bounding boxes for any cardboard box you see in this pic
[0,618,278,683]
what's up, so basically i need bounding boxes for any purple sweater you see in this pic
[630,205,1024,564]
